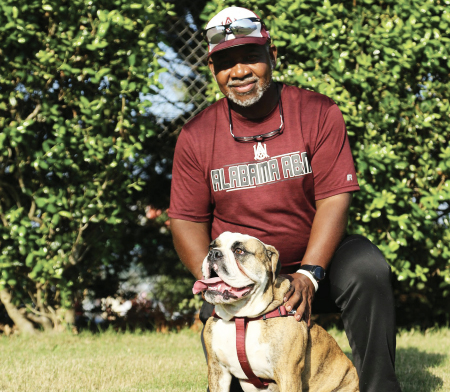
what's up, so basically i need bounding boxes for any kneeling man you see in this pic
[169,6,401,392]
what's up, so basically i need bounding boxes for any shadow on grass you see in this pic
[396,347,446,392]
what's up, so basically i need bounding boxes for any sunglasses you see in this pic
[204,18,262,45]
[228,97,284,143]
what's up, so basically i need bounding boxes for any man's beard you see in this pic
[226,74,272,108]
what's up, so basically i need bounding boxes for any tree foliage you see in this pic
[202,0,450,326]
[0,0,174,332]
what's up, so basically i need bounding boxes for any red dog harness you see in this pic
[212,305,295,389]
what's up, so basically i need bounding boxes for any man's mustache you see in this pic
[227,77,259,88]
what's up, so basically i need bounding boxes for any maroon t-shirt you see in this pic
[169,84,360,266]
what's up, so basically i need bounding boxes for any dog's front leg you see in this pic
[204,318,233,391]
[275,373,302,392]
[207,361,233,392]
[276,377,302,392]
[273,357,304,392]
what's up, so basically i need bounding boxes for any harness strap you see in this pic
[213,305,294,389]
[235,318,269,389]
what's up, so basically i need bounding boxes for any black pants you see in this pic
[200,235,402,392]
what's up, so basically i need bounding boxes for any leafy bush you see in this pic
[0,0,173,332]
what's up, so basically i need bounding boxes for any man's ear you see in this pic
[269,44,278,69]
[266,245,280,281]
[208,59,217,82]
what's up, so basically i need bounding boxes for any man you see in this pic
[169,6,401,392]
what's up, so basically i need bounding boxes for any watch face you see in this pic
[313,267,325,281]
[300,265,326,281]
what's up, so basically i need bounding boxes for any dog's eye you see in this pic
[234,248,245,255]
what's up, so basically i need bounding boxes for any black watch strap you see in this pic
[298,265,326,281]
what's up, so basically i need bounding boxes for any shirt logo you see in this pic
[210,151,312,192]
[347,174,353,181]
[253,142,269,161]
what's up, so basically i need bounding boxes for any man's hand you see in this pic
[282,273,316,327]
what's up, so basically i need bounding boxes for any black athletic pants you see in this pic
[200,235,402,392]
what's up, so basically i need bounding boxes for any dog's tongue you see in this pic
[192,277,250,298]
[192,277,223,294]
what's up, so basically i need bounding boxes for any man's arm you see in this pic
[283,192,353,325]
[170,218,211,280]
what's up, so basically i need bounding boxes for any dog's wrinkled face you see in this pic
[196,232,279,306]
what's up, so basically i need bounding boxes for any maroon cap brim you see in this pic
[208,37,269,57]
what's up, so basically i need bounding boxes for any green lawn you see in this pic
[0,327,449,391]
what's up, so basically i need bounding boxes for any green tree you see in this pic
[201,0,450,326]
[0,0,174,333]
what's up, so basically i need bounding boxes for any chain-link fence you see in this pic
[150,1,210,136]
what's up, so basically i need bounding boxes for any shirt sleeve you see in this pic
[168,128,212,222]
[311,104,360,200]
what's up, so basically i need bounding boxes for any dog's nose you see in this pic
[209,249,223,260]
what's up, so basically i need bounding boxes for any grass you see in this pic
[396,328,450,392]
[0,327,449,391]
[329,327,450,392]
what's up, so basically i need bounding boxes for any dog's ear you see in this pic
[266,245,280,281]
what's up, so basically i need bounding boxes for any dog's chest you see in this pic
[211,319,274,380]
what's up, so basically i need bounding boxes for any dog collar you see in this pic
[212,305,295,389]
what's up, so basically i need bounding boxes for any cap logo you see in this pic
[224,17,233,25]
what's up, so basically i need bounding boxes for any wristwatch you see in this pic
[297,265,326,282]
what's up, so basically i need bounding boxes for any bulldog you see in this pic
[193,232,359,392]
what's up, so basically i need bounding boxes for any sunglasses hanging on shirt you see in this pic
[228,95,284,143]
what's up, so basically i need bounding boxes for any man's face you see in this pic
[209,44,277,107]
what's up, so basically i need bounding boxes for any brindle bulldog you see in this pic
[193,232,359,392]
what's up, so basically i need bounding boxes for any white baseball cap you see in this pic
[204,6,271,56]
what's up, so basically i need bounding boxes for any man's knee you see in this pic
[330,235,393,293]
